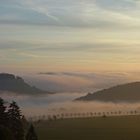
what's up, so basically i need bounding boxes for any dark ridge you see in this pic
[76,82,140,103]
[0,73,52,95]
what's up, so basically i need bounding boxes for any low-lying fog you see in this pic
[1,92,140,117]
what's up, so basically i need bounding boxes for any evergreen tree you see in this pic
[0,125,14,140]
[22,115,29,130]
[0,98,8,126]
[8,101,24,140]
[26,124,38,140]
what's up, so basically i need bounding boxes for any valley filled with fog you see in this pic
[1,92,140,118]
[0,71,140,118]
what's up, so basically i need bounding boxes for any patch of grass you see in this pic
[35,115,140,140]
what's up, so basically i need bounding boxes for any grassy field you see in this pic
[35,115,140,140]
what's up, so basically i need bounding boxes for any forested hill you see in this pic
[76,82,140,103]
[0,73,51,94]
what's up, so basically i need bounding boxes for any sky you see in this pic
[1,0,140,92]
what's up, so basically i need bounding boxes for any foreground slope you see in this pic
[76,82,140,102]
[0,73,51,94]
[35,115,140,140]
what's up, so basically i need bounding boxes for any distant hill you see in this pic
[76,82,140,103]
[0,73,52,94]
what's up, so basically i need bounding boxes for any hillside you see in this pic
[35,116,140,140]
[76,82,140,102]
[0,73,51,94]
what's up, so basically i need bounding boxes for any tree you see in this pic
[26,124,38,140]
[53,115,57,120]
[0,98,28,140]
[8,101,24,140]
[0,125,14,140]
[0,98,8,127]
[21,115,29,131]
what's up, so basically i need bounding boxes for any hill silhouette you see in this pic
[76,82,140,103]
[0,73,51,94]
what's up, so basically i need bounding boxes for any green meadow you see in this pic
[35,115,140,140]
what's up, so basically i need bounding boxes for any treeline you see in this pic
[0,98,38,140]
[31,110,139,122]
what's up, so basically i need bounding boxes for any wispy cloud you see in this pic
[21,0,60,22]
[1,0,140,28]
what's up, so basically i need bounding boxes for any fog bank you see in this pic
[1,92,140,117]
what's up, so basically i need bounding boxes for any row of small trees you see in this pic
[0,98,38,140]
[32,110,139,122]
